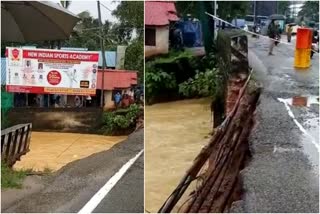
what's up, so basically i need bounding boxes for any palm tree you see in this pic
[60,1,71,9]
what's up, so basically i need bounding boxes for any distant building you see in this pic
[97,70,137,109]
[144,1,179,58]
[249,1,278,17]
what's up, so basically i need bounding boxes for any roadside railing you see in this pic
[1,123,32,167]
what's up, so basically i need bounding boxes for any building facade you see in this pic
[145,1,179,58]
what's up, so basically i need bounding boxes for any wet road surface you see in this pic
[231,36,319,213]
[2,130,144,213]
[145,98,212,212]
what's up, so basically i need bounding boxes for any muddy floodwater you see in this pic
[145,98,212,212]
[14,132,127,172]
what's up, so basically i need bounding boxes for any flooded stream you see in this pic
[145,98,212,212]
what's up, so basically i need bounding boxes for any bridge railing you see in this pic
[1,123,32,167]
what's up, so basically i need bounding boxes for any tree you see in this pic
[298,1,319,22]
[62,11,112,50]
[112,1,144,38]
[112,1,144,83]
[124,38,144,82]
[175,1,248,22]
[60,0,71,9]
[216,1,249,21]
[278,1,290,16]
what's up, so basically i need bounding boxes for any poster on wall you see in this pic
[6,47,99,95]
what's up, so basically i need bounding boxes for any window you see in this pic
[145,28,156,46]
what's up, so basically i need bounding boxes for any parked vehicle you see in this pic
[244,15,254,31]
[231,19,248,31]
[257,15,268,26]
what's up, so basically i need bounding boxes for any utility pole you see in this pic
[253,1,257,26]
[97,0,106,108]
[214,0,217,30]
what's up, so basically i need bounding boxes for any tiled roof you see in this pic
[96,69,138,90]
[145,1,179,26]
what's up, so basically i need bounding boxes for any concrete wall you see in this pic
[7,108,103,133]
[104,90,114,109]
[145,26,169,58]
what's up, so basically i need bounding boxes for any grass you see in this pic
[1,163,32,189]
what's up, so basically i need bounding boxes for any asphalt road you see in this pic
[2,129,144,213]
[231,36,319,213]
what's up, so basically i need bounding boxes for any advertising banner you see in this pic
[6,47,99,95]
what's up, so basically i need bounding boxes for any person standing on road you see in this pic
[287,25,293,43]
[267,20,279,55]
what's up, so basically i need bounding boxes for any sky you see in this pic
[51,0,119,23]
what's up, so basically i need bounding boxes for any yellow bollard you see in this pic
[294,28,312,68]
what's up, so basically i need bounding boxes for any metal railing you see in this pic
[1,123,32,167]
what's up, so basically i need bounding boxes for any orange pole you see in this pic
[294,28,312,68]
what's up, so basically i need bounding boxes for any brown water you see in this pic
[14,132,127,172]
[145,98,212,212]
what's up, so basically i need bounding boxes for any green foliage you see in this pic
[145,67,177,102]
[152,51,194,64]
[63,11,111,51]
[101,104,140,135]
[1,163,31,189]
[112,1,144,38]
[145,51,195,103]
[178,68,221,98]
[217,1,249,21]
[178,50,224,99]
[124,38,144,82]
[278,1,290,16]
[175,1,248,22]
[298,1,319,22]
[1,109,10,130]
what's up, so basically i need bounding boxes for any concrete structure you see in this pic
[116,46,127,69]
[145,1,179,58]
[145,26,170,58]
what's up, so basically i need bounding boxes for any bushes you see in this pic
[178,68,223,98]
[178,50,225,99]
[101,104,141,135]
[145,45,229,103]
[145,51,198,103]
[1,163,30,189]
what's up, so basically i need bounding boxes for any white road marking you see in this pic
[78,149,144,214]
[277,98,320,151]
